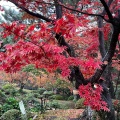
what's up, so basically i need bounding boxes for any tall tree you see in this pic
[0,0,120,119]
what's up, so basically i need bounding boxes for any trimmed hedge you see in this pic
[49,95,64,100]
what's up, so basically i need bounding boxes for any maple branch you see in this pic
[100,81,115,119]
[54,0,63,19]
[7,0,53,22]
[97,17,106,58]
[98,0,114,58]
[103,26,120,61]
[89,0,119,84]
[0,42,6,52]
[99,0,113,21]
[57,2,110,22]
[54,1,86,87]
[97,0,116,99]
[55,34,86,87]
[89,19,120,83]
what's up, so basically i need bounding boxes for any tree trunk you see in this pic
[104,64,115,99]
[97,81,115,120]
[19,82,24,92]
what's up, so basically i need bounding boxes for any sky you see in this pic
[0,0,19,22]
[0,0,18,12]
[0,0,16,8]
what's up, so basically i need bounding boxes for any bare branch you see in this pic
[99,0,113,21]
[58,2,110,22]
[89,23,120,83]
[8,0,53,22]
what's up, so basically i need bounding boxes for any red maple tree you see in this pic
[0,0,120,119]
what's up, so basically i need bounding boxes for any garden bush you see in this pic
[23,94,45,112]
[75,98,86,109]
[1,97,19,113]
[43,91,54,98]
[24,94,37,105]
[37,88,46,94]
[21,111,35,120]
[67,95,74,100]
[0,109,21,120]
[49,94,64,100]
[56,87,71,96]
[33,93,41,98]
[2,84,17,96]
[47,100,60,109]
[29,100,42,112]
[2,84,14,90]
[0,90,6,104]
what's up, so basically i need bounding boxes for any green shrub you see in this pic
[33,93,40,98]
[56,87,71,96]
[47,100,60,109]
[27,111,35,119]
[15,93,21,97]
[1,97,19,113]
[37,88,46,94]
[2,84,14,90]
[24,94,37,104]
[18,89,27,94]
[43,91,54,98]
[21,111,35,120]
[0,90,6,104]
[75,98,86,109]
[29,100,42,112]
[0,109,21,120]
[67,95,74,100]
[24,93,41,103]
[2,84,17,96]
[49,94,64,100]
[23,94,44,112]
[27,92,40,98]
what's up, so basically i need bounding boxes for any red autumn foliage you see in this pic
[0,0,120,114]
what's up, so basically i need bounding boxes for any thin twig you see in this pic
[58,2,111,23]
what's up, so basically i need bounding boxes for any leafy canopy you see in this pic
[0,0,120,112]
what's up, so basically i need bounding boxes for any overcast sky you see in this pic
[0,0,16,8]
[0,0,19,22]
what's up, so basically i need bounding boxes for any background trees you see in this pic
[0,0,120,119]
